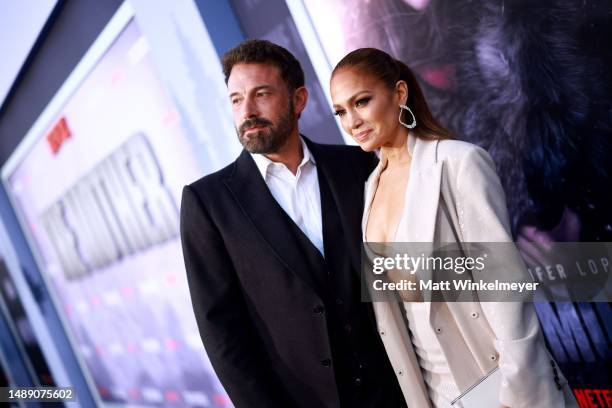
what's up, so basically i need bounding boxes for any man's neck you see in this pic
[264,133,303,175]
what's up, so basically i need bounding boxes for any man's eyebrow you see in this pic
[229,85,276,99]
[253,85,275,92]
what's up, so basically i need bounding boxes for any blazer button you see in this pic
[435,327,442,334]
[490,355,497,361]
[313,305,324,314]
[354,377,362,386]
[321,358,332,367]
[471,312,479,318]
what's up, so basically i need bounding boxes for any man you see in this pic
[180,40,405,408]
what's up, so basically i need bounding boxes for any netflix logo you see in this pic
[46,117,71,154]
[573,388,612,407]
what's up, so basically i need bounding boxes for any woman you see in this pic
[330,48,576,407]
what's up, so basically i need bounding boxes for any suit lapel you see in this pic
[400,136,443,319]
[400,137,443,243]
[362,135,443,318]
[363,134,443,242]
[307,140,366,275]
[224,150,322,293]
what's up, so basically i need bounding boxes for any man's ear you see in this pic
[293,86,309,117]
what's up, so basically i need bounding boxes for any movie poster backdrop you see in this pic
[1,9,236,407]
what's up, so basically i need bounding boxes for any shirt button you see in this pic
[471,312,479,318]
[380,330,386,335]
[313,305,324,314]
[321,358,332,367]
[397,369,404,376]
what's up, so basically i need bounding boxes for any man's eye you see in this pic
[257,92,270,97]
[231,98,241,105]
[355,97,371,107]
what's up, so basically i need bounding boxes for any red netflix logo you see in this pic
[46,117,71,154]
[573,388,612,408]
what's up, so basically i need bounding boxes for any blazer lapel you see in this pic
[306,139,366,275]
[224,150,322,294]
[397,134,443,243]
[362,135,443,318]
[362,134,443,243]
[401,136,443,318]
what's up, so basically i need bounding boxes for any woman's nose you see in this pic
[347,111,363,129]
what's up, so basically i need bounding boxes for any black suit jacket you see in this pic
[180,137,377,408]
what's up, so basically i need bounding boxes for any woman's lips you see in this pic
[353,129,371,142]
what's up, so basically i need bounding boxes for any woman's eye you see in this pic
[355,97,371,107]
[333,110,346,117]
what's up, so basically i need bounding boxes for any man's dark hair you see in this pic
[222,39,305,92]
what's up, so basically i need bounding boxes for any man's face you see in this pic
[227,63,296,154]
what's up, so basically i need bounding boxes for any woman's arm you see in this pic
[453,146,567,407]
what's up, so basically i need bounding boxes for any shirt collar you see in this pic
[250,136,316,179]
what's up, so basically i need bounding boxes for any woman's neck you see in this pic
[381,131,411,169]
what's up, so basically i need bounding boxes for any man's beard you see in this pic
[236,100,296,154]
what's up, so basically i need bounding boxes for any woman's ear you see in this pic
[395,80,409,105]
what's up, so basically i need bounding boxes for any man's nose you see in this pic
[241,96,259,120]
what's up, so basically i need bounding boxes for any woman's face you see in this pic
[330,67,407,151]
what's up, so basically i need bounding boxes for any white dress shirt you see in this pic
[250,138,324,256]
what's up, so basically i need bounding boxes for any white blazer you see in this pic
[363,133,577,407]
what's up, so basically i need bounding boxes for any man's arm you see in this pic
[180,185,292,408]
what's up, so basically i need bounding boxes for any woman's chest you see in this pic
[366,172,410,242]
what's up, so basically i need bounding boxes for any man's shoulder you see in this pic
[186,159,237,193]
[315,141,365,154]
[309,141,377,182]
[311,141,373,161]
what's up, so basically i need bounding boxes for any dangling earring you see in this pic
[399,104,417,129]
